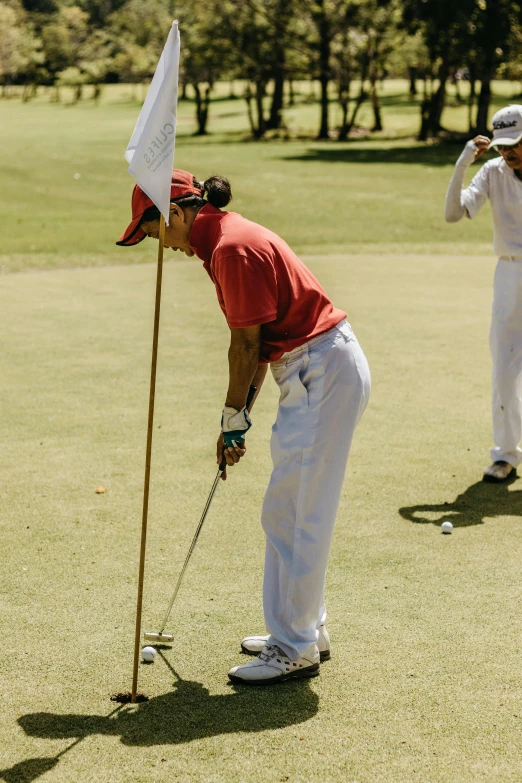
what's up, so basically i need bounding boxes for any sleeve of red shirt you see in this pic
[213,253,278,328]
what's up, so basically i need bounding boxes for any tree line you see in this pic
[1,0,521,141]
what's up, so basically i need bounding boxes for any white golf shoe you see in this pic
[229,644,320,685]
[483,461,516,483]
[241,624,331,662]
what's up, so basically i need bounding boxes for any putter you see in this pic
[144,384,257,644]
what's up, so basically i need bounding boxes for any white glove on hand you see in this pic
[221,405,252,448]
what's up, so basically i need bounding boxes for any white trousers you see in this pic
[261,321,371,660]
[490,259,522,467]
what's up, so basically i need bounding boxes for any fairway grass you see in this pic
[1,80,519,272]
[1,253,522,783]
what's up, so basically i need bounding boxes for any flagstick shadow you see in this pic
[399,475,521,527]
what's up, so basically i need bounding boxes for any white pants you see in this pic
[261,321,371,660]
[490,259,522,467]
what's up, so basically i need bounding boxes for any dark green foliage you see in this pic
[3,0,522,138]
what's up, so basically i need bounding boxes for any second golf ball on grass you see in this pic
[441,520,453,534]
[141,646,156,662]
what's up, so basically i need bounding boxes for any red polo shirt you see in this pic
[189,204,347,363]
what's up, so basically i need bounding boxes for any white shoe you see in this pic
[241,625,331,662]
[483,461,516,483]
[229,644,320,685]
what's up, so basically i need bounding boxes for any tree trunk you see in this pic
[475,72,493,135]
[347,78,367,134]
[418,61,448,140]
[454,76,462,102]
[180,81,187,100]
[432,71,447,131]
[418,98,430,141]
[314,0,331,140]
[337,77,351,141]
[341,50,370,139]
[468,75,477,132]
[267,44,285,130]
[244,83,255,134]
[409,66,417,97]
[193,82,212,135]
[254,80,267,138]
[370,63,382,132]
[93,83,102,104]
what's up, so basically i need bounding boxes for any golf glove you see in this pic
[221,405,252,448]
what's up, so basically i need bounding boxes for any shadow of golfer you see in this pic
[399,474,521,528]
[18,677,318,748]
[11,658,319,781]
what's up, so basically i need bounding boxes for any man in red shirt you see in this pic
[118,169,371,684]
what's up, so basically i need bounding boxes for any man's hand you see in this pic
[216,432,246,481]
[473,135,490,160]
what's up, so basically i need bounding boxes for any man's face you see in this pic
[497,140,522,170]
[140,204,195,256]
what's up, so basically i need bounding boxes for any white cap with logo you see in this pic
[489,105,522,149]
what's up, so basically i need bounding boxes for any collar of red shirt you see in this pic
[189,203,226,270]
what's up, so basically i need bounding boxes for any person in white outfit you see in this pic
[117,168,371,684]
[445,104,522,482]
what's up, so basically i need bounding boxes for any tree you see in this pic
[0,3,21,95]
[402,0,476,140]
[306,0,335,139]
[107,0,171,99]
[0,0,44,98]
[107,0,171,52]
[468,0,521,133]
[78,29,113,102]
[111,40,157,98]
[359,0,402,133]
[175,0,235,136]
[41,5,89,99]
[231,0,298,131]
[225,0,276,138]
[387,30,428,98]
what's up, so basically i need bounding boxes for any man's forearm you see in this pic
[444,141,476,223]
[225,330,261,410]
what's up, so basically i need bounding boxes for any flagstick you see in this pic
[131,213,166,704]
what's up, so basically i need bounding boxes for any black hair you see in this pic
[140,175,232,225]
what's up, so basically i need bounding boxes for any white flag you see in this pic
[125,21,180,224]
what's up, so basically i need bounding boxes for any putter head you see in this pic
[143,632,174,643]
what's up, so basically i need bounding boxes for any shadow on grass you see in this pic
[8,658,318,781]
[280,144,497,166]
[399,474,521,527]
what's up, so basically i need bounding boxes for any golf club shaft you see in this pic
[158,465,223,633]
[157,383,257,635]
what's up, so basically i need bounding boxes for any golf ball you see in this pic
[441,520,453,534]
[141,646,156,662]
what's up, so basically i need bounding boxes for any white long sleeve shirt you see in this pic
[445,141,522,257]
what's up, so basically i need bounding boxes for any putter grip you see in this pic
[219,384,257,472]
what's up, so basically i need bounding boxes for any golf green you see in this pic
[1,81,522,782]
[1,252,521,783]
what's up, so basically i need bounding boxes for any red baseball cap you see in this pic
[116,169,203,246]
